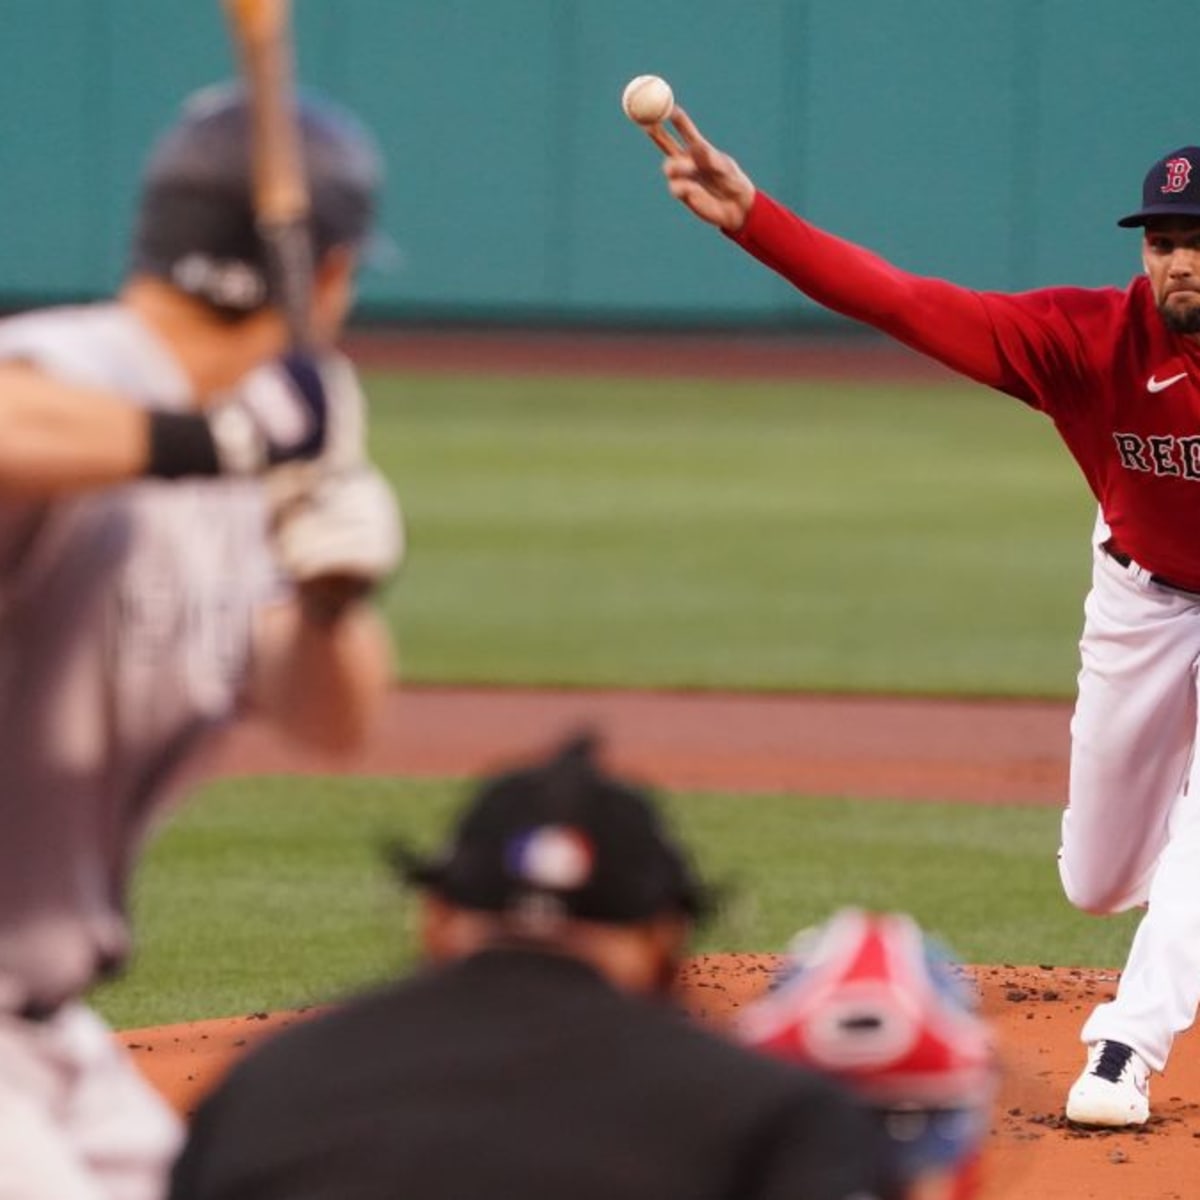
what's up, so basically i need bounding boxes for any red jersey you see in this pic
[732,192,1200,591]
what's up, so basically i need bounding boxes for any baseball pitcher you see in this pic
[651,108,1200,1128]
[0,83,402,1199]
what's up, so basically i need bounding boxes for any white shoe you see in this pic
[1065,1040,1151,1127]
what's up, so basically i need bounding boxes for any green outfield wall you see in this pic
[1,0,1194,325]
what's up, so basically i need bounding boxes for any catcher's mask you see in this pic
[737,908,997,1199]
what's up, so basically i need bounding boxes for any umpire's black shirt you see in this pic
[168,947,898,1200]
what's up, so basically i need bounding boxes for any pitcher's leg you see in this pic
[1058,548,1200,1125]
[1058,558,1197,914]
[1080,770,1200,1071]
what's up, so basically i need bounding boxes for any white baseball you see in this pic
[621,75,674,126]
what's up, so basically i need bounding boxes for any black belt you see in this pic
[1106,548,1200,597]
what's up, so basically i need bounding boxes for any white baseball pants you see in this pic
[1058,528,1200,1072]
[0,1002,182,1200]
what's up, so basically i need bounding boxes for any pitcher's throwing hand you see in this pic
[660,106,756,233]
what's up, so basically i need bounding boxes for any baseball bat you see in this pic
[223,0,373,618]
[221,0,315,352]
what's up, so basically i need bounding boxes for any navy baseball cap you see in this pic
[390,733,712,924]
[131,82,387,312]
[1118,146,1200,227]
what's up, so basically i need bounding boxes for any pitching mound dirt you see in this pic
[123,956,1200,1200]
[125,682,1200,1196]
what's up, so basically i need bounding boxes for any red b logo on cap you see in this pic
[1162,157,1193,194]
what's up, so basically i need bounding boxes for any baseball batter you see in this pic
[651,108,1200,1128]
[0,84,401,1198]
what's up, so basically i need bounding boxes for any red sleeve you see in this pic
[728,192,1015,390]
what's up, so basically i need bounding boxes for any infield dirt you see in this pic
[124,684,1200,1200]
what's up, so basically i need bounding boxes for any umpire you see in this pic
[168,734,899,1200]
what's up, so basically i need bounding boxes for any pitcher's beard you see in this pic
[1160,299,1200,334]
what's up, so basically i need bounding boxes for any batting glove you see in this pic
[143,352,336,479]
[203,352,337,474]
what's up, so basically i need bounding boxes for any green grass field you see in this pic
[364,370,1095,696]
[93,776,1137,1030]
[93,365,1113,1029]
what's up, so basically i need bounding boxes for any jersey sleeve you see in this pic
[728,191,1106,411]
[0,320,63,591]
[0,314,107,385]
[967,285,1120,413]
[0,318,50,366]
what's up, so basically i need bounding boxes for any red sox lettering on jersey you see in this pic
[1111,363,1200,480]
[1114,361,1200,481]
[1113,430,1200,480]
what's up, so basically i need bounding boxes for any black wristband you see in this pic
[146,411,222,479]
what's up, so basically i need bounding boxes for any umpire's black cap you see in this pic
[130,82,383,313]
[1118,145,1200,227]
[389,733,713,925]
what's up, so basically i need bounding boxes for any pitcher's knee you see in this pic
[1059,856,1142,914]
[1063,879,1124,914]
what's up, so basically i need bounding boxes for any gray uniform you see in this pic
[0,303,286,1199]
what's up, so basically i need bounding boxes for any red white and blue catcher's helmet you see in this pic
[737,909,996,1197]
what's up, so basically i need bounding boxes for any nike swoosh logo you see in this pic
[1147,372,1188,393]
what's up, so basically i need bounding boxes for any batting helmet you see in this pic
[129,82,383,315]
[736,908,997,1199]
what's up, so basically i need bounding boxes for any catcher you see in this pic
[737,907,998,1200]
